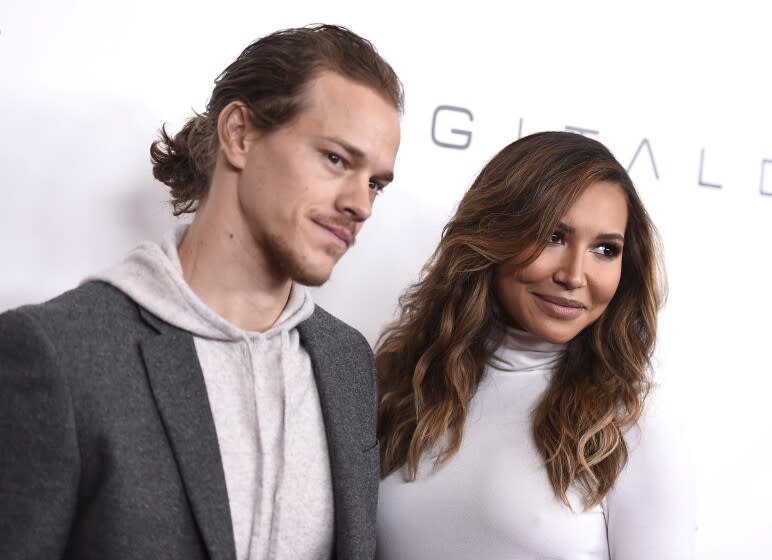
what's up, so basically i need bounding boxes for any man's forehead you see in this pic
[297,75,400,165]
[303,71,397,114]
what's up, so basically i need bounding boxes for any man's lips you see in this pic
[313,219,354,248]
[532,293,586,320]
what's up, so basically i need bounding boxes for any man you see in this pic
[0,24,402,560]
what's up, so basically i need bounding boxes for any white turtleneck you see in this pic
[376,327,695,560]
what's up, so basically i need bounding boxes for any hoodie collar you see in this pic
[87,224,315,341]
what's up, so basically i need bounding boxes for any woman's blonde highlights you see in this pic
[377,131,664,508]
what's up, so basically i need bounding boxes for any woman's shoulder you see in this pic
[603,382,696,557]
[625,381,689,451]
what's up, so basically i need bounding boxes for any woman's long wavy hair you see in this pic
[377,131,664,509]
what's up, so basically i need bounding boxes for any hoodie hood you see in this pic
[86,224,315,341]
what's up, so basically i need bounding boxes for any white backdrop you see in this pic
[1,1,770,557]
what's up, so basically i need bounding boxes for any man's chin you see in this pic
[266,237,338,287]
[293,270,332,287]
[287,258,336,287]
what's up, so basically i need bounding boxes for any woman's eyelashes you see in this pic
[591,243,622,259]
[546,231,622,259]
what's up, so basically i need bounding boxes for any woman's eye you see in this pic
[548,232,563,244]
[327,152,344,165]
[592,244,621,258]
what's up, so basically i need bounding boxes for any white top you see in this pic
[90,225,334,560]
[377,327,695,560]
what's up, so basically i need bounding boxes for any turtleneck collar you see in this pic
[488,324,565,374]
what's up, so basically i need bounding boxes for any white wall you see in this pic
[1,1,770,556]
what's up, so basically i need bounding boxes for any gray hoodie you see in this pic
[89,225,334,560]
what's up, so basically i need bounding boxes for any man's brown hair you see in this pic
[150,24,404,215]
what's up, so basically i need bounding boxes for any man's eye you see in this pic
[327,153,343,165]
[369,180,385,195]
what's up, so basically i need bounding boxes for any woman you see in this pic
[376,132,694,559]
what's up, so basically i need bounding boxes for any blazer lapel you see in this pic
[138,308,236,560]
[298,307,379,560]
[300,309,349,433]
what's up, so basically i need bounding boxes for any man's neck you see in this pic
[178,210,292,333]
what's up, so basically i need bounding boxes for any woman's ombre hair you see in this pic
[377,131,665,508]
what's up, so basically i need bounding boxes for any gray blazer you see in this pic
[0,282,379,559]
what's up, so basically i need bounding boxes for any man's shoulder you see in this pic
[8,281,138,324]
[1,281,148,346]
[298,305,375,369]
[0,282,158,387]
[301,304,370,347]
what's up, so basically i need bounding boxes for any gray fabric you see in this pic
[89,226,334,560]
[0,281,378,560]
[85,225,316,340]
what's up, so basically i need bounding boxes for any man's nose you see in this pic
[336,174,374,222]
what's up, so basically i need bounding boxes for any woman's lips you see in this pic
[532,293,586,320]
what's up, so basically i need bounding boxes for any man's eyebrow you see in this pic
[557,222,624,242]
[328,137,365,160]
[328,137,394,183]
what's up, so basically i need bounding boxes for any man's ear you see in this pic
[217,101,256,171]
